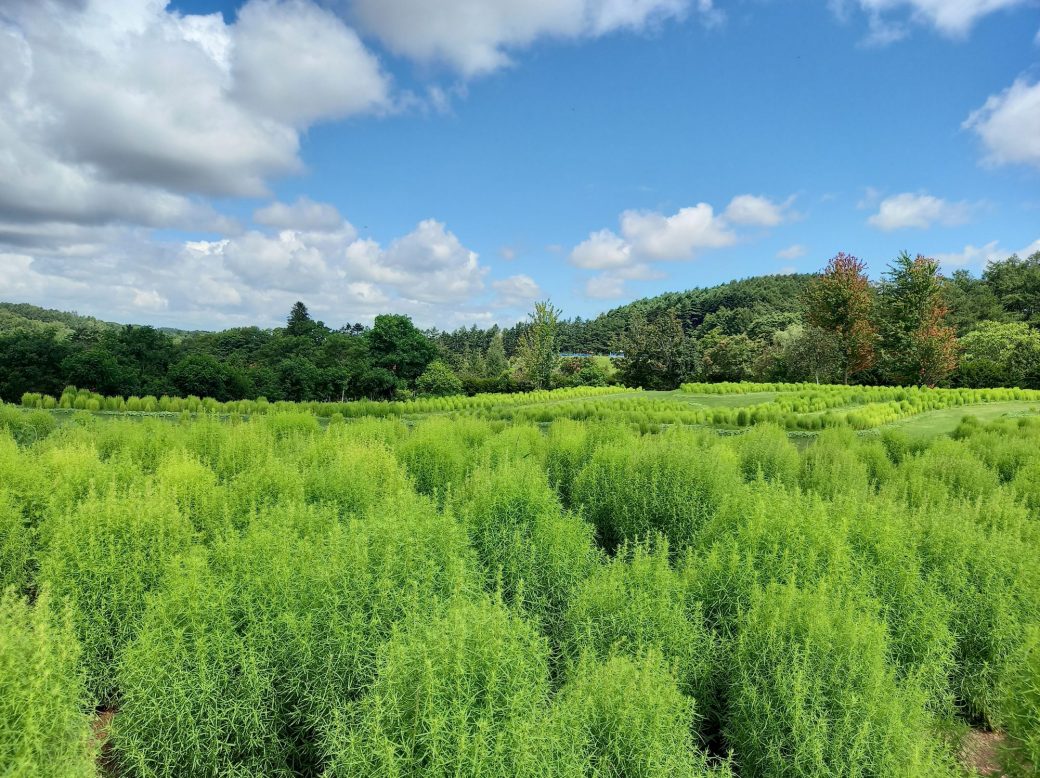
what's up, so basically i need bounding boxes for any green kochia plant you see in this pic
[0,489,33,595]
[998,624,1040,769]
[573,429,742,550]
[38,484,195,703]
[725,583,955,778]
[325,597,559,777]
[452,458,602,639]
[562,539,717,718]
[0,590,97,778]
[116,493,478,778]
[552,652,728,778]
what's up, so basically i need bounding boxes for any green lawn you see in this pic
[876,400,1040,439]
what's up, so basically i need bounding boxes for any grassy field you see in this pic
[2,383,1040,776]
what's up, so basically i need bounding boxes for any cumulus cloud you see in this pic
[934,238,1040,269]
[492,274,542,306]
[0,212,516,328]
[867,192,976,231]
[347,0,716,77]
[570,195,799,297]
[620,204,737,259]
[776,244,807,260]
[0,0,389,231]
[571,229,633,270]
[964,76,1040,170]
[254,198,347,232]
[838,0,1029,41]
[232,0,389,127]
[583,263,664,300]
[724,194,796,227]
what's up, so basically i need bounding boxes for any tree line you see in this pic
[1,249,1038,403]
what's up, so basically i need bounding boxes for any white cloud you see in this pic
[964,76,1040,170]
[569,195,795,298]
[0,214,511,329]
[776,244,807,260]
[724,194,795,227]
[0,0,388,231]
[867,192,976,231]
[348,0,714,77]
[843,0,1029,40]
[570,229,633,269]
[583,263,664,299]
[254,197,346,232]
[232,0,390,127]
[620,204,736,260]
[492,274,542,306]
[933,238,1040,269]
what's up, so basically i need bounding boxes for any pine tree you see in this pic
[485,329,508,377]
[516,301,561,389]
[879,252,957,386]
[286,301,312,337]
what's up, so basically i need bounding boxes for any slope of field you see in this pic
[2,391,1040,777]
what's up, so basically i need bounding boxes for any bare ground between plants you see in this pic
[92,708,118,777]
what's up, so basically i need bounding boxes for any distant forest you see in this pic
[2,249,1039,403]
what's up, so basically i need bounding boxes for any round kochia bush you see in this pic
[38,485,194,703]
[325,598,558,778]
[573,429,741,550]
[562,539,717,713]
[725,583,954,778]
[0,590,97,778]
[552,652,726,778]
[115,493,477,778]
[453,458,601,637]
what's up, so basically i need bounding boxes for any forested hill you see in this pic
[559,273,814,353]
[0,302,119,339]
[2,252,1039,403]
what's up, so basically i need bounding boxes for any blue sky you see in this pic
[1,0,1038,329]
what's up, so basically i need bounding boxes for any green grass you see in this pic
[876,400,1040,439]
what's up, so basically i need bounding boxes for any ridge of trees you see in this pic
[1,250,1038,403]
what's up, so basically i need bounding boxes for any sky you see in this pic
[0,0,1038,331]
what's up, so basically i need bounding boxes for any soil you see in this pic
[960,730,1008,777]
[92,709,119,777]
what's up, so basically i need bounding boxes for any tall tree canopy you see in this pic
[803,253,876,384]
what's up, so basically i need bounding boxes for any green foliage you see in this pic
[516,301,562,389]
[0,590,97,778]
[573,429,741,549]
[38,485,195,702]
[1,392,1039,776]
[562,539,716,710]
[553,652,721,778]
[0,490,34,595]
[999,625,1040,768]
[733,424,800,486]
[326,598,557,777]
[116,493,477,777]
[726,583,951,778]
[454,459,601,635]
[416,359,464,396]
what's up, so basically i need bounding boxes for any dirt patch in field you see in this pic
[961,730,1009,776]
[92,708,118,777]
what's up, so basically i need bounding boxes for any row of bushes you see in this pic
[19,384,630,418]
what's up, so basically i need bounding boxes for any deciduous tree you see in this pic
[803,252,877,384]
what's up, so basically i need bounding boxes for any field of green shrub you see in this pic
[3,391,1040,776]
[20,382,1040,437]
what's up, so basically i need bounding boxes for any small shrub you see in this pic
[0,590,97,778]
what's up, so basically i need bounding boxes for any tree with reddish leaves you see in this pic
[803,252,877,384]
[879,252,958,386]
